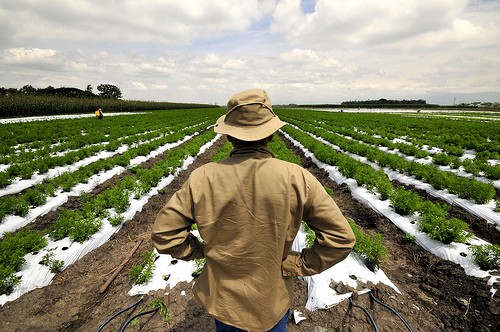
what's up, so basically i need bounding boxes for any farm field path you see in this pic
[0,134,498,332]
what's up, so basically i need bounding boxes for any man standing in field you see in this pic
[151,89,355,331]
[95,107,103,119]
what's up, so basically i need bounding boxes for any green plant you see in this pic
[150,298,173,323]
[348,220,388,271]
[0,229,47,294]
[104,187,130,213]
[24,188,47,206]
[419,215,472,244]
[0,266,20,295]
[192,258,206,279]
[130,250,157,285]
[302,222,315,248]
[389,187,422,215]
[49,209,103,243]
[109,215,124,227]
[470,244,500,270]
[403,233,416,244]
[494,200,500,213]
[40,252,64,273]
[0,195,30,218]
[324,186,334,197]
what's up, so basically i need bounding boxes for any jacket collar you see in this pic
[230,144,275,158]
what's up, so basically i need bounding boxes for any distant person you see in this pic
[152,89,355,331]
[95,108,103,119]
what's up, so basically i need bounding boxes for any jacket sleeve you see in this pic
[282,172,355,276]
[151,179,205,261]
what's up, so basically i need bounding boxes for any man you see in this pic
[151,89,355,331]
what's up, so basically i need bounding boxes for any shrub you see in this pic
[130,250,157,285]
[483,164,500,180]
[49,209,102,243]
[24,188,47,206]
[109,215,124,227]
[0,266,20,295]
[0,171,11,188]
[419,200,449,219]
[470,244,500,270]
[0,229,47,294]
[40,252,65,273]
[419,215,471,244]
[349,220,388,271]
[0,196,30,218]
[432,153,452,166]
[389,188,422,215]
[104,188,130,213]
[69,216,102,243]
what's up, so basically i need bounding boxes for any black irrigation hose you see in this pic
[96,297,144,332]
[348,296,379,332]
[119,306,160,332]
[369,290,413,332]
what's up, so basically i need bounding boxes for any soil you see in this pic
[0,133,499,332]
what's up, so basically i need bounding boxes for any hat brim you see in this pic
[214,114,286,141]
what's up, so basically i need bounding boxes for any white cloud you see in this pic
[131,81,147,91]
[3,48,58,63]
[272,0,470,47]
[1,0,276,46]
[0,0,499,105]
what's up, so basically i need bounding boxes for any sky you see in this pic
[1,0,499,106]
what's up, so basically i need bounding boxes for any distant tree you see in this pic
[0,87,18,96]
[86,84,93,94]
[97,84,122,99]
[20,84,37,94]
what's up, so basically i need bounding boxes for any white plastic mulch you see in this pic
[128,228,400,312]
[281,131,499,297]
[126,128,499,312]
[0,112,148,124]
[1,123,498,314]
[0,135,218,306]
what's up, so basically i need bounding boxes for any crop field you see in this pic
[0,108,499,331]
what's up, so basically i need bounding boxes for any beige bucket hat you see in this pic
[214,89,286,141]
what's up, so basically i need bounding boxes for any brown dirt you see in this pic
[0,133,498,332]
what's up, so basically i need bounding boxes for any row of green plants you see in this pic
[1,110,214,163]
[281,124,499,271]
[1,108,214,151]
[282,116,496,204]
[0,110,220,188]
[308,117,500,181]
[432,152,500,180]
[0,129,217,295]
[278,109,500,158]
[0,120,215,223]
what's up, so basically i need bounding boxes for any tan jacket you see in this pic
[152,144,355,331]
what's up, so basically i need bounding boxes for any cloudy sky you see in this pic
[1,0,499,105]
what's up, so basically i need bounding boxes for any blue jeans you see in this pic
[215,310,290,332]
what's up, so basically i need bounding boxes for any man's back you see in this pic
[152,88,355,331]
[153,144,353,330]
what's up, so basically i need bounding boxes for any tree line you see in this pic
[340,98,438,108]
[1,84,122,99]
[0,84,218,118]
